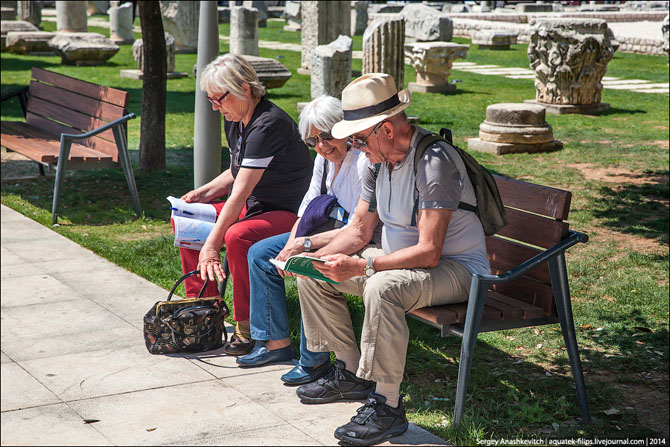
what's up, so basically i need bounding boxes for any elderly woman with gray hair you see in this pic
[235,95,372,386]
[175,53,313,356]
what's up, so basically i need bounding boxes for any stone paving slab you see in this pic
[0,205,449,446]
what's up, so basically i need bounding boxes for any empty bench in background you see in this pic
[1,67,141,224]
[408,175,590,426]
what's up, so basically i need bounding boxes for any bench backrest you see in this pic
[25,67,129,163]
[488,175,572,318]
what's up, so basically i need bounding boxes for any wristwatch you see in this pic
[303,237,312,253]
[364,257,376,277]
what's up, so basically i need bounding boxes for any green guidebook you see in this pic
[269,254,338,284]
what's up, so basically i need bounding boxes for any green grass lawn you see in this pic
[1,17,669,445]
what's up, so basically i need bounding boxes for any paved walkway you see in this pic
[451,62,669,95]
[0,204,448,446]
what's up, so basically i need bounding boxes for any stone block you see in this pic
[468,138,563,155]
[241,54,292,89]
[300,1,350,72]
[1,19,39,50]
[243,1,267,27]
[523,99,611,115]
[132,32,176,73]
[516,3,553,13]
[230,6,258,56]
[363,16,405,91]
[56,1,87,32]
[351,0,368,36]
[663,14,669,54]
[283,0,301,31]
[109,2,134,45]
[405,42,468,93]
[1,6,15,21]
[310,34,352,99]
[48,32,120,65]
[17,1,41,27]
[400,3,452,42]
[5,31,55,54]
[472,30,518,50]
[160,1,199,53]
[218,6,230,23]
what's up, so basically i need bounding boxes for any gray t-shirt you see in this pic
[360,126,490,275]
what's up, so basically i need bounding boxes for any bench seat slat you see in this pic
[25,113,119,162]
[1,121,114,163]
[410,306,461,325]
[487,290,545,320]
[29,80,126,122]
[497,207,569,249]
[31,67,128,108]
[495,175,572,220]
[489,268,556,317]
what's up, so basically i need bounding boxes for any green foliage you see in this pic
[1,18,668,445]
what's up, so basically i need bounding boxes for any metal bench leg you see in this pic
[217,254,229,298]
[454,276,489,426]
[37,163,45,176]
[112,126,142,219]
[51,137,73,224]
[548,254,591,423]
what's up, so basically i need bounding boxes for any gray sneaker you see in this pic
[296,360,374,404]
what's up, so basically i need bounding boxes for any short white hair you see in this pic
[298,96,344,141]
[199,53,266,100]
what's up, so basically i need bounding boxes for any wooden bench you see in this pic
[408,175,591,426]
[1,67,141,224]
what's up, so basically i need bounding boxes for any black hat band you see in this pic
[342,94,400,121]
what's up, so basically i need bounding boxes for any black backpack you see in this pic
[368,128,507,236]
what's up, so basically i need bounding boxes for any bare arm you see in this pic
[313,197,379,258]
[314,208,451,283]
[181,169,234,203]
[198,167,265,281]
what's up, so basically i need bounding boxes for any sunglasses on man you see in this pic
[304,130,334,148]
[206,91,230,107]
[347,121,384,149]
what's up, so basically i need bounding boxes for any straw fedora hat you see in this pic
[331,73,412,139]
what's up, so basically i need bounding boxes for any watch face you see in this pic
[365,267,375,277]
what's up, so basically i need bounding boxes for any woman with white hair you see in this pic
[236,96,371,385]
[174,53,313,356]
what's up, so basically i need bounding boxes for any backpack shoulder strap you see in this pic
[410,132,447,226]
[320,157,328,196]
[367,163,382,213]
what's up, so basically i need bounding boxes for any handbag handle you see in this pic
[166,270,209,301]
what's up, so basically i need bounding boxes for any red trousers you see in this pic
[174,201,297,322]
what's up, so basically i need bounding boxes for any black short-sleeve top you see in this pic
[224,97,313,217]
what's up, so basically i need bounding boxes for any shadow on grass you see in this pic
[592,172,670,245]
[599,107,647,116]
[0,57,60,72]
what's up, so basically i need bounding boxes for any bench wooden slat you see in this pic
[31,67,128,107]
[29,80,126,122]
[25,112,120,162]
[489,268,555,317]
[1,121,115,163]
[495,175,572,220]
[497,207,569,249]
[27,96,117,143]
[486,236,550,284]
[487,290,545,320]
[484,292,524,319]
[409,306,460,325]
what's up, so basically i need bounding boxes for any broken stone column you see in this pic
[468,103,563,155]
[109,2,134,45]
[405,42,468,93]
[351,1,368,36]
[56,1,88,32]
[311,35,352,99]
[121,33,187,80]
[283,1,301,32]
[17,1,41,27]
[242,55,292,89]
[159,1,199,53]
[472,30,519,50]
[230,6,258,56]
[48,32,119,65]
[299,1,351,74]
[399,3,452,42]
[525,18,614,115]
[242,1,266,27]
[362,17,405,91]
[87,1,109,16]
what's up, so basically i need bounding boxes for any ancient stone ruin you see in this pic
[242,55,292,90]
[109,2,134,45]
[526,18,614,114]
[399,3,452,42]
[472,30,519,50]
[405,42,469,93]
[160,1,199,54]
[363,17,405,91]
[48,32,120,66]
[56,0,87,32]
[468,103,563,155]
[283,1,301,32]
[351,1,369,36]
[121,33,186,80]
[230,6,259,56]
[17,0,41,28]
[6,31,55,55]
[1,20,39,51]
[299,1,350,74]
[310,35,353,99]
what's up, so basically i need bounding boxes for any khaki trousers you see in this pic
[297,246,473,384]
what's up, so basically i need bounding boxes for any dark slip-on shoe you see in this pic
[281,361,333,386]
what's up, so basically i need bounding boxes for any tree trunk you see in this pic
[138,1,167,172]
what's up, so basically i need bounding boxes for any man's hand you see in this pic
[313,254,365,283]
[197,244,225,282]
[181,189,205,203]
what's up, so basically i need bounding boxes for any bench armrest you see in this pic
[474,230,589,286]
[1,86,29,118]
[60,113,137,142]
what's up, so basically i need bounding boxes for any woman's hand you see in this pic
[197,244,225,282]
[275,237,306,278]
[181,189,205,203]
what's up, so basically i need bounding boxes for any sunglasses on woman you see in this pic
[304,130,334,148]
[206,91,230,106]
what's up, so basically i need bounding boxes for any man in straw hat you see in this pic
[290,73,490,445]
